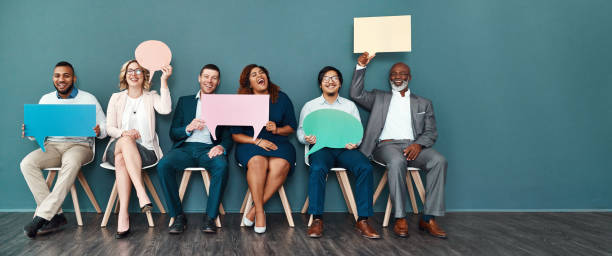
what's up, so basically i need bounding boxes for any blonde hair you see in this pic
[118,59,151,91]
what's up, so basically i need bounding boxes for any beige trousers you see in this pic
[20,142,93,220]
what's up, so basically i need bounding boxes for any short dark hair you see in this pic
[199,64,220,79]
[55,61,75,74]
[317,66,343,86]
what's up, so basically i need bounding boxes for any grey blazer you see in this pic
[349,68,438,158]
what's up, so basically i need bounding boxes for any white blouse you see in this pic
[121,95,154,150]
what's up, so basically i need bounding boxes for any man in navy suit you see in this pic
[157,64,233,234]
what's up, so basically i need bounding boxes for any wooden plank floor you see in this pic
[0,212,611,256]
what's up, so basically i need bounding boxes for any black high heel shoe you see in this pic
[140,203,153,213]
[115,228,131,239]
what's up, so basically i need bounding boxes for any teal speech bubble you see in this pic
[24,104,96,152]
[303,109,363,155]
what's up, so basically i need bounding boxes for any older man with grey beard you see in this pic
[350,52,448,239]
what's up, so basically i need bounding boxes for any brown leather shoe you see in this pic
[418,218,447,239]
[355,219,380,239]
[307,219,323,238]
[393,218,409,237]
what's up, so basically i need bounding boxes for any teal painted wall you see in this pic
[1,0,611,214]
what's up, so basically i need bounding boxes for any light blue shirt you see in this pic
[56,87,79,99]
[297,95,361,145]
[185,92,213,144]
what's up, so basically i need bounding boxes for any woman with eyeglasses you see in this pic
[231,64,297,234]
[103,59,172,239]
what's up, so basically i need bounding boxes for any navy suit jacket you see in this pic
[169,94,233,152]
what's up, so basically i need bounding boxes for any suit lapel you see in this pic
[410,93,418,137]
[185,95,197,121]
[380,92,392,128]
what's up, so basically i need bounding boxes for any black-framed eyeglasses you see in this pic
[322,76,339,82]
[127,69,143,75]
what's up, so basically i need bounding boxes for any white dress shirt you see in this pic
[37,88,107,145]
[185,91,213,145]
[379,89,415,141]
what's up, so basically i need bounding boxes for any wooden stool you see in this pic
[168,167,225,228]
[100,162,166,228]
[372,160,425,227]
[298,145,358,226]
[300,167,359,226]
[238,164,294,227]
[44,170,102,226]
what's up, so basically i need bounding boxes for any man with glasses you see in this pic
[350,53,448,239]
[156,64,233,234]
[297,66,379,239]
[20,61,107,238]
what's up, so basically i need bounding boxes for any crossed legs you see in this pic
[113,137,152,232]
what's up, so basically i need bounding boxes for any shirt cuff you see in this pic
[185,127,192,136]
[356,64,366,70]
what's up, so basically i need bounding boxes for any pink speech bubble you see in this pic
[201,94,269,141]
[134,40,172,82]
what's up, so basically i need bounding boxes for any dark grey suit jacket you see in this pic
[349,67,438,158]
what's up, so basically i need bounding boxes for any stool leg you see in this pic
[406,171,418,214]
[201,171,222,228]
[338,171,359,221]
[202,171,226,215]
[101,181,118,227]
[383,196,392,227]
[170,170,192,227]
[143,172,166,213]
[178,170,192,201]
[240,191,253,227]
[114,198,120,214]
[240,189,250,213]
[308,214,313,227]
[336,172,353,215]
[411,171,426,203]
[42,170,62,216]
[373,171,388,205]
[45,170,57,188]
[70,184,83,226]
[301,197,309,214]
[278,186,294,227]
[77,172,102,213]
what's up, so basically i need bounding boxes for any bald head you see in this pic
[389,62,411,88]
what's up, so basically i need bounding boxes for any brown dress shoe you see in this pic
[355,219,380,239]
[418,218,447,239]
[393,218,409,237]
[307,219,323,238]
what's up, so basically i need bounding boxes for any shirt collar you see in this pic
[195,90,205,99]
[56,87,79,99]
[318,95,342,105]
[392,88,411,97]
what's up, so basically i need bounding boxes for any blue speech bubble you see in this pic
[24,104,96,152]
[303,109,364,155]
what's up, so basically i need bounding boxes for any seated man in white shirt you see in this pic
[297,66,379,239]
[20,61,107,238]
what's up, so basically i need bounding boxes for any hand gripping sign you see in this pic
[134,40,172,83]
[200,94,269,141]
[24,104,96,152]
[303,109,364,155]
